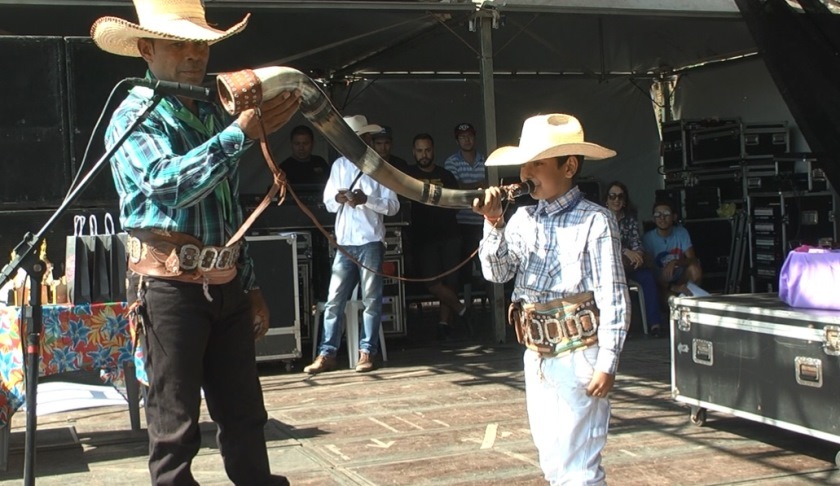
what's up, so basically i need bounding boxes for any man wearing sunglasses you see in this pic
[641,200,704,297]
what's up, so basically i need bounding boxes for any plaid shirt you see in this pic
[105,82,257,290]
[479,186,629,374]
[444,150,486,225]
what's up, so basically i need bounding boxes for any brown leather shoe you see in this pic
[355,352,375,373]
[304,354,337,374]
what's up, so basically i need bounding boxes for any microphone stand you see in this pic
[0,94,163,486]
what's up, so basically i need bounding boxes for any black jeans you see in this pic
[131,272,276,485]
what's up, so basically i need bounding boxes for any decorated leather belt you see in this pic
[508,291,599,357]
[127,229,240,285]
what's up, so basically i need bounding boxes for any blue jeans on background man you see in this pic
[318,241,385,357]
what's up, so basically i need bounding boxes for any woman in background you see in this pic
[604,181,664,337]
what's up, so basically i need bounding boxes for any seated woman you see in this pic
[604,181,665,337]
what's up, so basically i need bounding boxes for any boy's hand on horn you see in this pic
[472,186,504,224]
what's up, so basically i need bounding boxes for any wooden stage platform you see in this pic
[1,311,838,485]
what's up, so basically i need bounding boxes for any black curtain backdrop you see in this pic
[735,0,840,190]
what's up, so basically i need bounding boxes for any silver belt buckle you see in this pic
[197,247,219,272]
[577,309,598,337]
[543,317,564,344]
[179,244,201,270]
[216,247,235,270]
[526,317,546,345]
[128,237,143,264]
[565,314,583,339]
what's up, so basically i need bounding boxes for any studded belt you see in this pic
[508,292,599,357]
[127,229,240,285]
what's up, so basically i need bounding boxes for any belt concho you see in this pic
[127,236,240,272]
[509,291,600,357]
[126,229,240,285]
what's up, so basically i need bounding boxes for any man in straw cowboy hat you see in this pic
[92,1,300,484]
[472,114,630,484]
[304,115,400,374]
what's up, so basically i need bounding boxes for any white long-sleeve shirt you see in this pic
[479,187,629,375]
[323,156,400,245]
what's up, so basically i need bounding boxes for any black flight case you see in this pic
[670,293,840,465]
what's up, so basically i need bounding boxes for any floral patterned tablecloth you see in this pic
[0,302,146,428]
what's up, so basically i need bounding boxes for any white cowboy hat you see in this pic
[485,114,616,166]
[343,115,382,136]
[90,0,249,57]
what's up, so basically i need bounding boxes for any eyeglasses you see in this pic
[653,211,672,218]
[607,193,625,201]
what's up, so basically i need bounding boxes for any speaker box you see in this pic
[245,234,302,361]
[577,178,602,203]
[0,36,70,206]
[684,186,721,219]
[65,37,144,204]
[682,218,733,293]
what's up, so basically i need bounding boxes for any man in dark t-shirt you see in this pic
[405,133,469,338]
[279,125,330,185]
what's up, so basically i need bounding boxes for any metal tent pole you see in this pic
[476,5,507,343]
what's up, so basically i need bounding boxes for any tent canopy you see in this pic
[2,0,838,193]
[0,1,754,80]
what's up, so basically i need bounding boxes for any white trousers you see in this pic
[524,347,611,486]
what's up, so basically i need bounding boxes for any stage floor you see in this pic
[1,305,838,485]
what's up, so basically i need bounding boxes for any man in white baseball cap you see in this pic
[473,113,629,484]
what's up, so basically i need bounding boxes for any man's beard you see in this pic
[416,157,434,168]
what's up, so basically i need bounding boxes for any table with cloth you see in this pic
[0,302,146,469]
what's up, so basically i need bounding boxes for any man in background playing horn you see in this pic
[472,114,629,484]
[91,0,300,484]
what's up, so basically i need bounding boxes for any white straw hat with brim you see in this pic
[486,114,616,166]
[343,115,382,136]
[90,0,250,57]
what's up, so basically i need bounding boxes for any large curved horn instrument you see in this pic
[217,66,483,209]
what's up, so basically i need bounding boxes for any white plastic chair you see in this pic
[312,285,387,369]
[627,279,649,335]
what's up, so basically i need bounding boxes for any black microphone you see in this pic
[465,179,535,207]
[125,77,216,102]
[500,179,535,200]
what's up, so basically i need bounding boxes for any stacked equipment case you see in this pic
[659,119,840,293]
[246,234,303,364]
[670,293,840,466]
[660,119,764,293]
[748,191,837,292]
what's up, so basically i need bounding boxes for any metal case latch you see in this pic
[675,307,691,332]
[824,325,840,356]
[795,357,823,388]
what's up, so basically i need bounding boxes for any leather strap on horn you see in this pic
[226,117,286,248]
[217,69,263,115]
[215,69,284,248]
